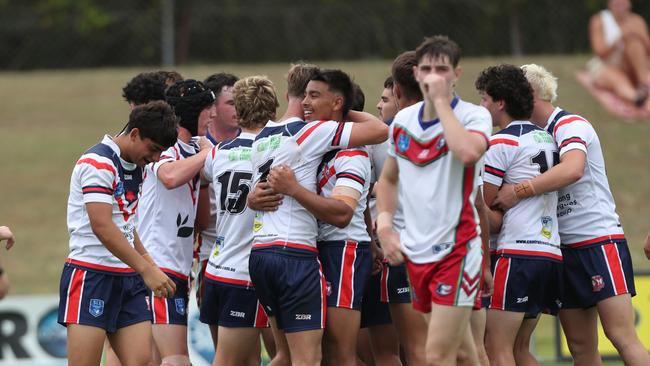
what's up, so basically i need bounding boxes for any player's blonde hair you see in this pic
[286,62,319,98]
[521,64,558,103]
[233,76,279,129]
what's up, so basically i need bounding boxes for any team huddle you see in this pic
[57,35,648,366]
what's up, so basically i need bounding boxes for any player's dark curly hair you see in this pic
[127,100,178,149]
[350,82,365,111]
[204,73,239,100]
[165,79,215,136]
[122,72,167,106]
[474,64,534,120]
[311,69,354,117]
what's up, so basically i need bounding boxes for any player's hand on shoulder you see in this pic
[248,182,283,211]
[267,165,298,197]
[197,136,213,152]
[0,226,15,250]
[141,264,176,298]
[493,183,518,211]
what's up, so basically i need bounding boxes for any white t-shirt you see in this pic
[545,108,624,247]
[250,118,353,251]
[202,132,257,284]
[138,139,200,277]
[67,135,142,271]
[484,121,561,260]
[387,98,492,264]
[317,148,371,242]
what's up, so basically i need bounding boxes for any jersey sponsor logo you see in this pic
[295,314,312,320]
[516,296,529,304]
[436,283,453,296]
[175,298,186,315]
[432,242,453,254]
[230,310,246,318]
[397,134,410,153]
[114,181,125,198]
[89,299,104,317]
[253,212,263,232]
[541,216,553,239]
[176,213,194,238]
[592,275,605,292]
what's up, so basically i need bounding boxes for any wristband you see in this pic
[514,180,536,199]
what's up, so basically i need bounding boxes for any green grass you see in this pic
[0,55,646,364]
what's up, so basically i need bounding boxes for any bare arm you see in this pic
[375,156,402,264]
[267,165,355,228]
[590,15,622,59]
[86,203,175,297]
[475,188,493,297]
[347,111,389,148]
[194,185,211,233]
[494,150,585,210]
[157,149,209,189]
[247,182,283,211]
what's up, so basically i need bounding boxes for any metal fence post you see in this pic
[161,0,175,67]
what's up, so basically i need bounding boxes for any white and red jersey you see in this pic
[387,97,492,264]
[202,132,257,284]
[545,108,624,247]
[198,132,221,262]
[317,148,371,242]
[250,117,353,252]
[484,121,561,260]
[67,135,142,272]
[367,141,405,231]
[137,139,200,278]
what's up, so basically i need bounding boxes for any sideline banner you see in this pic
[0,292,271,365]
[555,272,650,360]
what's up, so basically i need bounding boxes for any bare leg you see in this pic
[485,309,524,366]
[598,294,650,366]
[467,308,489,366]
[366,324,402,366]
[105,338,122,366]
[389,303,427,365]
[323,307,361,366]
[285,328,324,366]
[514,316,540,366]
[151,324,189,365]
[559,308,602,366]
[67,324,106,366]
[261,326,277,359]
[425,303,475,366]
[622,35,649,87]
[109,321,155,366]
[214,326,261,366]
[594,65,639,102]
[267,317,291,366]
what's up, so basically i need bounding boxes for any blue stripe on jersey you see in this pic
[418,96,459,130]
[218,137,254,150]
[255,120,307,140]
[317,150,340,176]
[547,109,572,134]
[496,123,543,138]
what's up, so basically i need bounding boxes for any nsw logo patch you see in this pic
[89,299,104,318]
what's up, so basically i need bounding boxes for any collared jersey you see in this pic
[484,121,561,260]
[250,117,353,252]
[67,135,142,272]
[317,148,371,242]
[202,132,257,284]
[387,98,492,264]
[545,108,624,247]
[138,139,200,277]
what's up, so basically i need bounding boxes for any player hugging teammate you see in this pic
[58,35,646,366]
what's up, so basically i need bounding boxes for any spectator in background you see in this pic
[588,0,650,107]
[0,226,15,299]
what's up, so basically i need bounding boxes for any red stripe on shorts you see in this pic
[254,302,269,328]
[337,242,357,308]
[153,295,169,324]
[380,264,389,303]
[602,243,628,295]
[318,259,327,329]
[65,268,86,323]
[490,257,510,310]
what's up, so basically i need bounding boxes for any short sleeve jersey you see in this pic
[250,118,353,251]
[483,121,561,260]
[202,132,257,284]
[545,108,624,246]
[387,98,492,264]
[137,139,200,276]
[367,141,405,231]
[317,148,371,242]
[67,135,142,271]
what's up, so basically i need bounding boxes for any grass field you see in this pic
[0,55,646,365]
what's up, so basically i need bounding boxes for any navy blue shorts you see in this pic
[360,271,392,328]
[318,241,372,310]
[151,270,189,325]
[379,262,411,304]
[561,241,636,309]
[199,275,269,328]
[489,255,562,316]
[58,262,151,333]
[249,247,326,333]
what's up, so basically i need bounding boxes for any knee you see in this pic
[160,355,191,366]
[565,332,598,356]
[271,350,292,366]
[603,322,637,348]
[426,349,454,366]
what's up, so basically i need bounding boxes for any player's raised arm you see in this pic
[347,110,389,148]
[156,137,212,189]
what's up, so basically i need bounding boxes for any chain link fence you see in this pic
[1,0,649,70]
